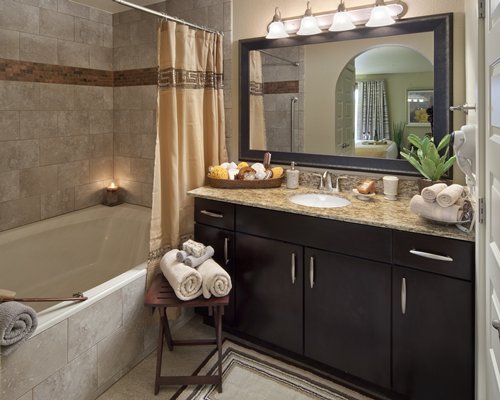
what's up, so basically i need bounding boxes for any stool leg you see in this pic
[154,308,165,395]
[161,307,173,351]
[214,305,224,393]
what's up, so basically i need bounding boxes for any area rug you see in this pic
[173,340,373,400]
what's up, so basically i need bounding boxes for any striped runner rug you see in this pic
[173,340,374,400]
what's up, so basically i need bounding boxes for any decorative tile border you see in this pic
[0,59,158,87]
[0,58,113,87]
[114,67,157,87]
[264,80,299,94]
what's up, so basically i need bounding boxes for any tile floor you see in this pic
[97,314,214,400]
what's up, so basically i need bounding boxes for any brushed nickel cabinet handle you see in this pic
[493,320,500,339]
[200,210,223,219]
[409,249,453,262]
[224,237,229,265]
[291,252,296,284]
[401,278,407,315]
[309,256,315,289]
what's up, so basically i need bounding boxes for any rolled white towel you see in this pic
[410,195,463,223]
[184,246,215,268]
[182,239,206,258]
[160,250,202,301]
[421,183,448,203]
[436,184,464,207]
[0,301,38,356]
[197,258,232,299]
[176,250,188,262]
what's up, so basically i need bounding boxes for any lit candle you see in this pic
[104,182,120,206]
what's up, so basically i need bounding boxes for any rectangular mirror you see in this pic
[239,13,453,175]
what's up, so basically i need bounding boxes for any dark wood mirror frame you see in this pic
[239,13,453,176]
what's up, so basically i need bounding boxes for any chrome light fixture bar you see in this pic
[265,0,407,39]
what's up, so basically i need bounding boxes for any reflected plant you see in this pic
[391,121,405,153]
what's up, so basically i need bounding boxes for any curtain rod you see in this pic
[259,50,299,67]
[112,0,223,35]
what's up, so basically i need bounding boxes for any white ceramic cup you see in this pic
[383,176,399,200]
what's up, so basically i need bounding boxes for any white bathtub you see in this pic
[0,203,151,331]
[0,204,158,400]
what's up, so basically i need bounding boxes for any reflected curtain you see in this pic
[249,50,267,150]
[356,80,390,140]
[148,21,227,286]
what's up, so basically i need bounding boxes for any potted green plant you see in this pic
[400,133,456,191]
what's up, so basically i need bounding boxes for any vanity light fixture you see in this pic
[265,0,406,39]
[297,2,322,36]
[366,0,396,27]
[329,0,355,32]
[266,7,289,39]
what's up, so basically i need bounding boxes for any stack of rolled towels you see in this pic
[160,239,232,301]
[409,183,465,223]
[0,301,38,356]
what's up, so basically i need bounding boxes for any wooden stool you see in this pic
[144,273,229,395]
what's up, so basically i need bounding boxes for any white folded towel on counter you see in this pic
[421,183,448,203]
[160,250,202,301]
[436,184,464,207]
[197,258,232,299]
[410,195,463,223]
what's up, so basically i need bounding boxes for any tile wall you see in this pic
[0,0,233,231]
[0,0,114,232]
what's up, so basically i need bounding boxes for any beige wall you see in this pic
[232,0,466,175]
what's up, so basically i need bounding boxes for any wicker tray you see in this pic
[207,176,284,189]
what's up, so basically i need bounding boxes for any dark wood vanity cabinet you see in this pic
[392,232,474,400]
[235,233,303,354]
[193,198,474,399]
[304,248,391,388]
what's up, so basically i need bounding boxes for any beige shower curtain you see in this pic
[148,21,227,286]
[249,50,267,150]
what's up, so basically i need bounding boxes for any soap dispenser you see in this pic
[286,162,299,189]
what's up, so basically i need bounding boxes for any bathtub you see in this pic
[0,204,159,400]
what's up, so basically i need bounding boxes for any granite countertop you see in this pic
[188,185,475,242]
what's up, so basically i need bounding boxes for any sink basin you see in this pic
[289,193,351,208]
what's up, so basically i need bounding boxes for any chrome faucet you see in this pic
[314,172,348,192]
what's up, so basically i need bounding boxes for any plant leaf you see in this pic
[422,158,437,180]
[401,152,430,179]
[408,134,423,149]
[437,133,451,151]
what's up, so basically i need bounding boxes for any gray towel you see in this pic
[176,250,188,262]
[184,246,215,268]
[0,301,38,356]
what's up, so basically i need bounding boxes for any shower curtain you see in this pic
[356,80,390,140]
[249,50,267,150]
[148,21,227,286]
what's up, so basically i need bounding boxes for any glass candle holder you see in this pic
[104,182,120,206]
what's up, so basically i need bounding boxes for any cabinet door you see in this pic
[194,223,235,325]
[393,266,474,400]
[304,248,391,388]
[235,232,303,354]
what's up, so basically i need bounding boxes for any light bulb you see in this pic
[266,7,289,39]
[329,1,355,32]
[366,0,395,27]
[297,2,321,36]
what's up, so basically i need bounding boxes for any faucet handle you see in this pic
[313,173,324,190]
[334,175,348,192]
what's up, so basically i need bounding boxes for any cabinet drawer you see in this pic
[393,230,474,281]
[195,198,235,230]
[236,205,391,263]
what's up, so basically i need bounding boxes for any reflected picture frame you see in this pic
[407,89,433,126]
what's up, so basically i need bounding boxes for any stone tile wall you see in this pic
[0,0,233,228]
[0,0,114,232]
[0,273,168,400]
